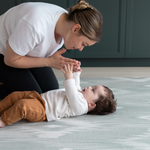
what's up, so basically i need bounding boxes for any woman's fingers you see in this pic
[48,49,80,70]
[58,48,66,55]
[63,57,77,65]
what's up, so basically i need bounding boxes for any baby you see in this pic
[0,64,116,127]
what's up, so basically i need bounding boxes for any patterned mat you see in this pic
[0,77,150,150]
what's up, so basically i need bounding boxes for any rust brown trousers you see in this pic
[0,91,47,125]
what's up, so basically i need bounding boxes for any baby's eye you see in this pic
[92,89,94,92]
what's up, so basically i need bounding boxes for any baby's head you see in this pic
[81,85,116,115]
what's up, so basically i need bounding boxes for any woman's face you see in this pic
[64,25,96,51]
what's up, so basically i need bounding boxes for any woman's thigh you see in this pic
[30,67,59,93]
[0,54,59,97]
[0,54,42,97]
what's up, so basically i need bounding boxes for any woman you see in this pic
[0,0,103,99]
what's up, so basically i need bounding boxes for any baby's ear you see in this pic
[88,103,96,109]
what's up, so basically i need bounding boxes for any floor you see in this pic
[1,74,150,150]
[53,67,150,78]
[1,67,150,149]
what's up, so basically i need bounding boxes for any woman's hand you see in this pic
[61,64,74,80]
[73,61,82,72]
[47,48,78,69]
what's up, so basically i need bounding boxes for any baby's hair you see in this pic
[88,86,117,115]
[67,0,103,42]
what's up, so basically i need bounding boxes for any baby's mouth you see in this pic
[82,88,85,92]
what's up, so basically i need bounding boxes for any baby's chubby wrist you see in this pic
[64,73,74,80]
[65,76,73,80]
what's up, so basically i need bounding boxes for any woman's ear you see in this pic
[72,24,81,33]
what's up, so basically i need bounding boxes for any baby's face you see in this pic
[81,85,106,103]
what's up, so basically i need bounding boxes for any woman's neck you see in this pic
[55,13,74,40]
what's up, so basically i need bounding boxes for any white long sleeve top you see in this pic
[41,72,88,121]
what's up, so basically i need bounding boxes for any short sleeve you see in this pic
[9,19,40,56]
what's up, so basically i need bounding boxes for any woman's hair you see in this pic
[67,0,103,42]
[88,86,117,115]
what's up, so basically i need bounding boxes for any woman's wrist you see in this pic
[44,57,51,67]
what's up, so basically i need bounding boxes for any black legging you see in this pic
[0,54,59,99]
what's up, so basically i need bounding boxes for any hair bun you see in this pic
[73,0,92,11]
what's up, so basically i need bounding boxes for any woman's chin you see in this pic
[66,48,74,50]
[64,45,74,50]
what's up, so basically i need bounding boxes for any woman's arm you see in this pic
[4,43,77,69]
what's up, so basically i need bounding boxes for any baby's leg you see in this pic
[0,91,34,115]
[1,96,46,126]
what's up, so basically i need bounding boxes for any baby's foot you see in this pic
[0,117,6,128]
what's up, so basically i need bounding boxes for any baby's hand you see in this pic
[61,64,74,80]
[73,61,82,72]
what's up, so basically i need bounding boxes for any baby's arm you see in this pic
[61,64,87,115]
[61,63,81,90]
[61,64,74,80]
[73,61,82,90]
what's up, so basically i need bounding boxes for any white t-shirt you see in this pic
[41,72,88,121]
[0,2,67,58]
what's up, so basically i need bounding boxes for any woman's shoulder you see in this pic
[20,2,67,15]
[19,2,67,25]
